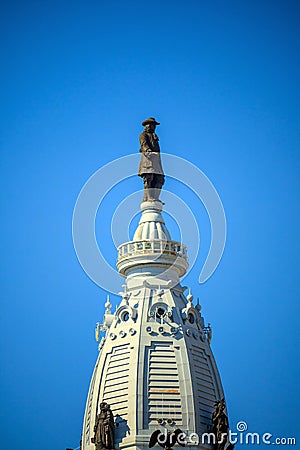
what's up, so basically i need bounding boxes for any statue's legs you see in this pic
[142,174,152,201]
[142,174,165,201]
[148,174,165,201]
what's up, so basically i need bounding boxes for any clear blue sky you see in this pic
[1,1,299,449]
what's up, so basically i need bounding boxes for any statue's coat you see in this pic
[138,130,164,176]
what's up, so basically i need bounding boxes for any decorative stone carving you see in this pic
[149,428,184,450]
[204,323,212,344]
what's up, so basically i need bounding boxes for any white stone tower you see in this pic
[81,197,226,450]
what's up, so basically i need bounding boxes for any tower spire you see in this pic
[80,119,231,450]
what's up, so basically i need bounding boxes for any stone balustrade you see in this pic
[117,239,187,261]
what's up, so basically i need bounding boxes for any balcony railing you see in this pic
[117,240,187,261]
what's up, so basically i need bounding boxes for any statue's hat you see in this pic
[142,117,160,126]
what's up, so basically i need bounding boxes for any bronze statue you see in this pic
[92,402,115,450]
[138,117,165,202]
[212,399,233,450]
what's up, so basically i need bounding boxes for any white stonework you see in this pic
[82,201,225,450]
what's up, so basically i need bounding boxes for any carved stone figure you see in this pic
[212,399,230,450]
[93,402,115,450]
[138,117,165,202]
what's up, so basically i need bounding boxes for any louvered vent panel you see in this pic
[191,346,216,428]
[103,344,130,420]
[147,344,182,426]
